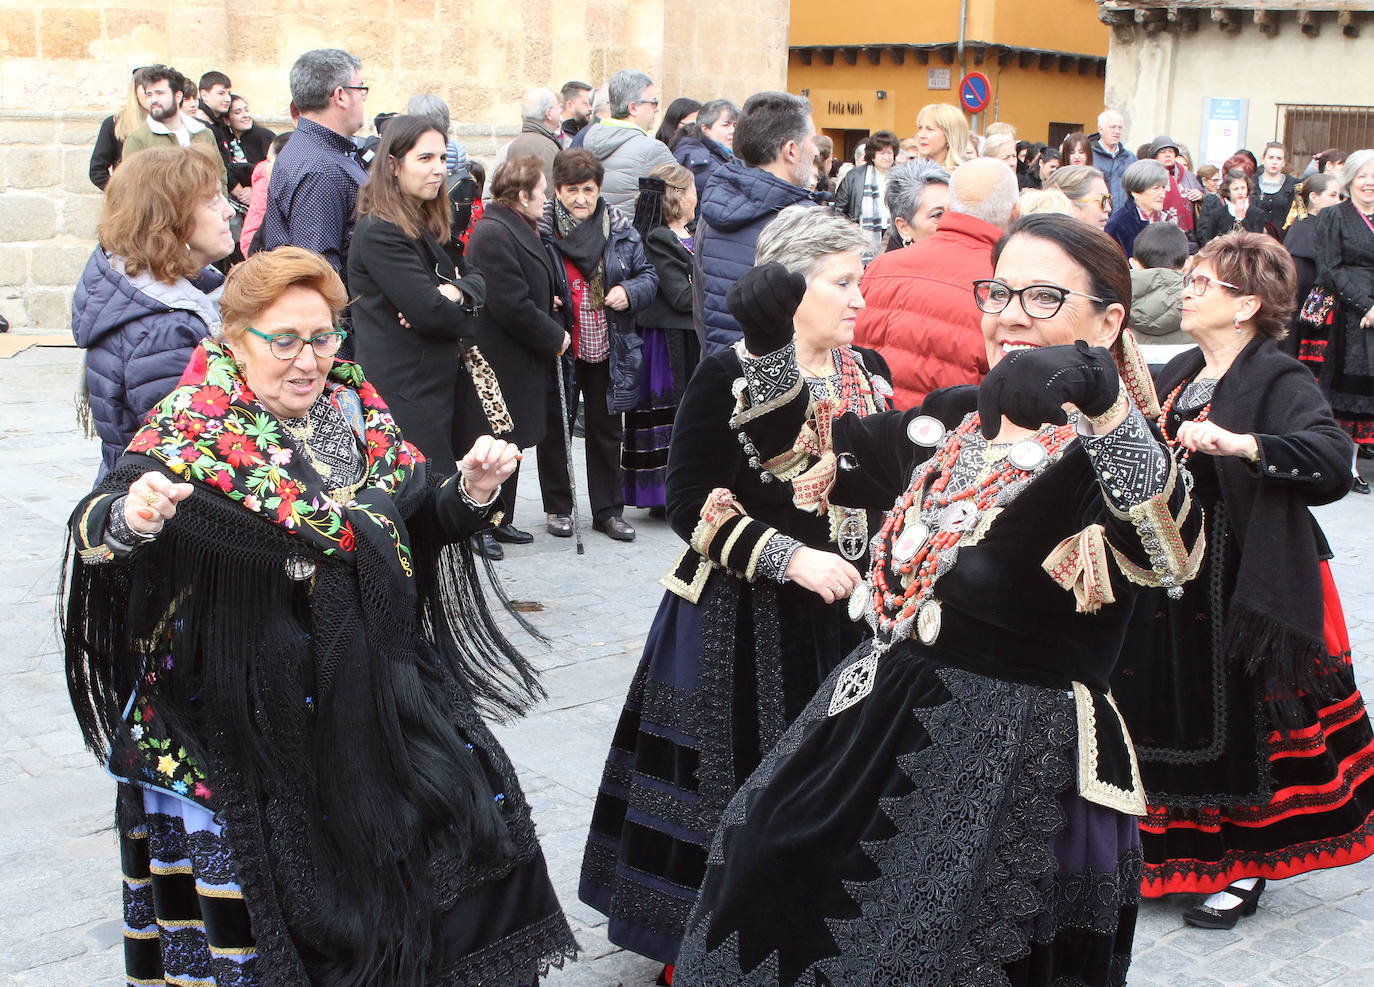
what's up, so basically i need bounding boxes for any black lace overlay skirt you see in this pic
[579,570,862,965]
[675,646,1141,987]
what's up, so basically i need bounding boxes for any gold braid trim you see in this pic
[1105,465,1206,590]
[1072,684,1148,816]
[1115,326,1161,418]
[463,345,515,436]
[1042,523,1117,614]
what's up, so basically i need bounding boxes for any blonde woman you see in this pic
[89,66,153,189]
[1019,187,1076,217]
[914,102,969,170]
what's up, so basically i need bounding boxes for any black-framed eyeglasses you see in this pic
[973,280,1106,319]
[1075,193,1113,212]
[341,84,369,97]
[633,98,660,107]
[1181,273,1241,296]
[244,326,348,360]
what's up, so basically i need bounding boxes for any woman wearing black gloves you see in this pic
[350,115,488,474]
[580,207,892,984]
[1111,231,1374,930]
[674,214,1202,987]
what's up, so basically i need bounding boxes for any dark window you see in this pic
[1048,122,1083,149]
[1276,104,1374,165]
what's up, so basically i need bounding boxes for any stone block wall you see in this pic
[0,0,788,331]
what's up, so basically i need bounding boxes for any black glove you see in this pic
[727,262,808,357]
[978,340,1120,440]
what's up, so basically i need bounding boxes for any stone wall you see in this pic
[0,0,789,331]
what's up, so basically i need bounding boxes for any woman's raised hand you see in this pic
[785,546,861,605]
[123,471,195,535]
[459,436,521,503]
[727,262,808,357]
[1175,419,1259,461]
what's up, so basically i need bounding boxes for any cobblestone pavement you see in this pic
[3,344,1373,986]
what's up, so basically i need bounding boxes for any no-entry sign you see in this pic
[959,72,991,115]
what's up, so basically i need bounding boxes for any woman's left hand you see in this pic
[604,285,630,311]
[1361,305,1374,330]
[459,436,521,503]
[1175,419,1259,460]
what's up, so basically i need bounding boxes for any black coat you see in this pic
[637,226,694,331]
[349,214,487,472]
[461,204,568,448]
[89,114,122,190]
[1195,193,1266,246]
[236,124,276,167]
[1254,174,1299,236]
[541,201,659,413]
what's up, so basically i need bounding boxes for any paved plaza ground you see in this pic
[3,343,1373,985]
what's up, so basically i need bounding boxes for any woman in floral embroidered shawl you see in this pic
[62,247,577,986]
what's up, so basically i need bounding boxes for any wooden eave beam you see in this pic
[796,48,812,66]
[1253,9,1279,35]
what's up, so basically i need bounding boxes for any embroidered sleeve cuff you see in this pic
[689,488,778,580]
[103,495,161,556]
[1079,406,1170,511]
[1104,465,1206,599]
[71,491,128,565]
[756,533,804,583]
[738,341,801,406]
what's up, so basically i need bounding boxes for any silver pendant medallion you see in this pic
[1007,439,1049,472]
[837,510,869,561]
[284,557,317,581]
[906,415,946,447]
[939,502,975,532]
[891,521,929,563]
[847,579,872,622]
[916,599,942,644]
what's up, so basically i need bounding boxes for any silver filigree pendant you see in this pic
[837,510,869,561]
[939,502,976,532]
[828,650,879,716]
[284,557,317,581]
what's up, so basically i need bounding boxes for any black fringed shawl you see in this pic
[1157,334,1354,728]
[63,340,548,985]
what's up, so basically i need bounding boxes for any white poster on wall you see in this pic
[1201,97,1248,169]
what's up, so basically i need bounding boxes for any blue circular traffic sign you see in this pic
[959,72,991,114]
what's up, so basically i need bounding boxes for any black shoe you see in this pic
[594,516,636,542]
[1354,473,1371,495]
[472,532,503,560]
[647,505,667,520]
[491,523,534,544]
[545,514,573,537]
[1182,878,1265,929]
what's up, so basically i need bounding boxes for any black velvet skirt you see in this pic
[675,642,1142,987]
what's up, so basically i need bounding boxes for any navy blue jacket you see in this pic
[73,249,223,477]
[540,201,659,413]
[692,161,818,355]
[673,135,732,206]
[1105,206,1152,260]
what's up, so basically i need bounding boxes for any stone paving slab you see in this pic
[3,347,1373,985]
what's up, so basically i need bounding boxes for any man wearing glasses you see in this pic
[260,48,369,308]
[581,69,676,210]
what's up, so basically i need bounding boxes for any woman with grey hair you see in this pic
[1106,158,1170,259]
[881,158,950,250]
[406,92,467,175]
[579,204,892,982]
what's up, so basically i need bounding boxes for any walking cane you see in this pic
[553,354,585,555]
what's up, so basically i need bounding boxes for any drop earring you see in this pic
[1234,313,1243,334]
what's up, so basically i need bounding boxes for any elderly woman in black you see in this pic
[538,148,658,542]
[462,155,571,557]
[1113,232,1374,929]
[63,247,577,986]
[580,207,893,984]
[1315,149,1374,476]
[674,214,1201,986]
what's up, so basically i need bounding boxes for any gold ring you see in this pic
[141,488,160,507]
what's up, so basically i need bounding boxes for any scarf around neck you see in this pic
[556,197,609,307]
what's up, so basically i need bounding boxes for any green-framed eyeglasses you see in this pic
[243,326,348,361]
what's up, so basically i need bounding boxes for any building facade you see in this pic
[787,0,1110,159]
[0,0,789,331]
[1099,1,1374,168]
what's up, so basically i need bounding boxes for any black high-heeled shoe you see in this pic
[1182,878,1265,929]
[1354,473,1371,495]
